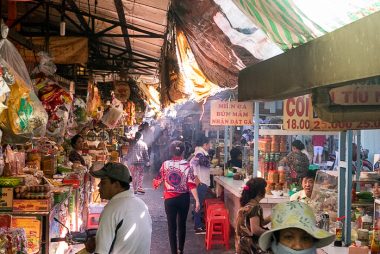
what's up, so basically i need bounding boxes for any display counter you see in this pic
[319,245,368,254]
[0,188,72,254]
[214,176,289,227]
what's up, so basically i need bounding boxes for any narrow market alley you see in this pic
[139,173,235,254]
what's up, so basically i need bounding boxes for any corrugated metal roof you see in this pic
[5,0,170,81]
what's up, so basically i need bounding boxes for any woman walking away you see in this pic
[236,178,271,254]
[259,201,335,254]
[153,140,200,254]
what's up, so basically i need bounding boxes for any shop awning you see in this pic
[238,11,380,101]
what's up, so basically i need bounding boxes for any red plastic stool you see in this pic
[204,199,224,223]
[204,199,223,212]
[206,203,225,224]
[205,207,230,250]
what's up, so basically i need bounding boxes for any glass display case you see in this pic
[374,199,380,228]
[310,170,339,232]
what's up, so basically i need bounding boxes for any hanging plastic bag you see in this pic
[0,21,32,90]
[0,22,48,142]
[101,106,124,129]
[31,51,57,77]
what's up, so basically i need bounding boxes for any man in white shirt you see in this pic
[190,135,211,234]
[88,162,152,254]
[290,170,317,206]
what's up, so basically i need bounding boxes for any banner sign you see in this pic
[18,37,89,65]
[283,96,311,131]
[283,94,380,131]
[329,84,380,105]
[210,100,253,126]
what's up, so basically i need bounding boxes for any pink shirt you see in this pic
[312,135,326,147]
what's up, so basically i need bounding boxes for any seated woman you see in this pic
[236,178,271,254]
[259,201,335,254]
[227,147,242,169]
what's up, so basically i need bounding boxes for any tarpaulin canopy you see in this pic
[235,0,380,101]
[233,0,380,50]
[171,0,281,88]
[238,10,380,102]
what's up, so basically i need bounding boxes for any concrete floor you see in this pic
[138,173,236,254]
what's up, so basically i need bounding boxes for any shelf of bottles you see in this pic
[258,135,288,183]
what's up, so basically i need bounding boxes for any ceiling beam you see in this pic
[94,33,163,38]
[45,1,164,38]
[88,64,153,75]
[89,55,159,63]
[113,0,132,61]
[97,41,160,62]
[10,2,43,29]
[65,0,91,34]
[96,24,118,35]
[8,29,44,51]
[63,13,85,32]
[20,28,162,38]
[47,4,84,32]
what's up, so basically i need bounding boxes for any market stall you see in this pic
[214,176,288,226]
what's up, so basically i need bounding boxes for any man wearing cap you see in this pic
[88,162,152,254]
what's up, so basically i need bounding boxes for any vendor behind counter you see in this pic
[289,170,317,206]
[68,134,86,166]
[226,147,242,169]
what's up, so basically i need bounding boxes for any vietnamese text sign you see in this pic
[283,94,380,131]
[210,100,253,126]
[329,84,380,105]
[283,95,311,131]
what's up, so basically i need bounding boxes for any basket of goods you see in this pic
[14,184,51,199]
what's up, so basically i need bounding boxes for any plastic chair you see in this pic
[205,207,230,250]
[204,199,224,223]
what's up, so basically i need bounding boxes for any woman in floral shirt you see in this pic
[280,140,310,184]
[236,178,271,254]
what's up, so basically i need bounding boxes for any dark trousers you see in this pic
[194,183,208,229]
[164,193,190,254]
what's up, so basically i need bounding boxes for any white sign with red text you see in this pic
[283,94,380,131]
[283,95,311,131]
[210,100,253,126]
[329,84,380,105]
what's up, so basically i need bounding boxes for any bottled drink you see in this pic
[334,216,345,247]
[371,227,380,254]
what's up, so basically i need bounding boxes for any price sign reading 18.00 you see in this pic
[283,95,311,131]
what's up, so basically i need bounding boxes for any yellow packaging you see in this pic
[12,216,41,254]
[0,188,13,210]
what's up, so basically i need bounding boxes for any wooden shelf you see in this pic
[353,179,380,183]
[352,202,373,207]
